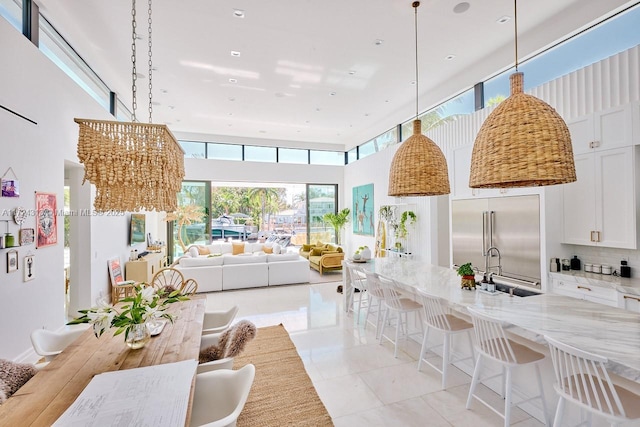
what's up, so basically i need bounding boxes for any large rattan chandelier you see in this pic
[75,0,184,212]
[388,2,450,197]
[469,0,576,188]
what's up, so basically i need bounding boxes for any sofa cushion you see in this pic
[267,252,299,262]
[223,254,267,265]
[302,244,313,252]
[262,245,273,254]
[196,245,211,255]
[232,242,245,255]
[272,243,282,254]
[321,250,340,255]
[180,256,224,267]
[206,243,233,255]
[188,246,200,258]
[244,242,264,253]
[310,247,324,256]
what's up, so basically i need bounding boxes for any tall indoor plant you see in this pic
[323,208,351,245]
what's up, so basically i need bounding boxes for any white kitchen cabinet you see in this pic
[566,104,632,155]
[619,293,640,313]
[562,146,638,249]
[549,276,618,308]
[451,144,505,200]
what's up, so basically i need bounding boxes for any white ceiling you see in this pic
[35,0,635,150]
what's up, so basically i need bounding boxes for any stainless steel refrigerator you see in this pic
[451,194,540,284]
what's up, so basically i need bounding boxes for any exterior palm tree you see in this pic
[323,208,351,245]
[247,187,281,231]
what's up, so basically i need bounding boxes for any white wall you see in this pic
[0,19,134,360]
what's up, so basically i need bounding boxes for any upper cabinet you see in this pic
[451,145,507,200]
[562,103,638,249]
[566,104,632,155]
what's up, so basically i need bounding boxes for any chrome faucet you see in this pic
[484,246,502,276]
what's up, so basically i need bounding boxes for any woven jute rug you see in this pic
[234,324,334,426]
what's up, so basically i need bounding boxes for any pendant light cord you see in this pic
[413,1,420,119]
[514,0,519,71]
[131,0,138,122]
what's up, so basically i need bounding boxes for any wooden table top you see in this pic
[0,295,205,427]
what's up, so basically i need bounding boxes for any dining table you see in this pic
[0,295,206,427]
[343,258,640,384]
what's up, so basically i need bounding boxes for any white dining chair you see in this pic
[198,333,235,374]
[466,306,550,427]
[346,263,368,324]
[375,274,423,358]
[30,327,86,362]
[416,288,475,390]
[202,305,240,335]
[544,334,640,426]
[190,364,256,427]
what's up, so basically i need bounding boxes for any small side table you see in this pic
[112,281,136,303]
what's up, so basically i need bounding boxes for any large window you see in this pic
[279,148,308,164]
[208,143,242,161]
[310,150,343,166]
[0,0,20,31]
[307,184,338,244]
[170,182,210,259]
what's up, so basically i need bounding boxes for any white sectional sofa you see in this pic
[174,241,310,293]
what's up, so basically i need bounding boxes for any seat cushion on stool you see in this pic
[0,359,38,403]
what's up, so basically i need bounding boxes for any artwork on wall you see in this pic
[1,167,19,197]
[7,249,18,273]
[352,183,375,236]
[24,254,35,282]
[19,228,35,246]
[35,192,57,248]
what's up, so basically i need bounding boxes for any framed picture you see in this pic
[107,257,124,287]
[36,192,57,248]
[352,183,375,236]
[7,249,18,273]
[19,228,35,246]
[1,178,19,197]
[24,255,35,281]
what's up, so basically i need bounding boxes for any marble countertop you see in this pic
[550,270,640,295]
[362,258,640,383]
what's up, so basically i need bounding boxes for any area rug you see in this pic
[234,324,333,426]
[308,268,343,284]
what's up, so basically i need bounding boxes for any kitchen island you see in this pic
[344,258,640,383]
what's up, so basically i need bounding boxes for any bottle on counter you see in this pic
[621,260,631,278]
[570,255,581,271]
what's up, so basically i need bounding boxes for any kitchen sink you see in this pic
[494,283,541,297]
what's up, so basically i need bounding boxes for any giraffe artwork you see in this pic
[352,183,374,236]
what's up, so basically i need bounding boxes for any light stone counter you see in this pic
[550,270,640,295]
[348,258,640,383]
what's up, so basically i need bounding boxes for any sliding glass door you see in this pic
[307,184,338,244]
[169,181,210,259]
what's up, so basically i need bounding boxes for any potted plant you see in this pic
[323,208,351,245]
[396,211,417,240]
[457,262,476,289]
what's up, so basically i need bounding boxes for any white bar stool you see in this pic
[544,334,640,426]
[416,288,475,390]
[466,306,550,427]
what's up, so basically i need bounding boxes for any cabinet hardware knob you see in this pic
[577,285,592,291]
[623,295,640,302]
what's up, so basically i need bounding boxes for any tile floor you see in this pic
[204,281,544,427]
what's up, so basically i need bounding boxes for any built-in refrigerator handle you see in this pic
[482,211,488,255]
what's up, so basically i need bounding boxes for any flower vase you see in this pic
[360,247,371,260]
[126,323,151,349]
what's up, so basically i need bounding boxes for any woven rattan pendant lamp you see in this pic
[75,0,184,212]
[388,2,450,197]
[469,0,576,188]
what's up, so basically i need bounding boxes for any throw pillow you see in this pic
[231,242,245,255]
[188,246,199,258]
[0,359,38,404]
[262,245,273,254]
[272,243,281,254]
[336,246,343,253]
[310,247,324,256]
[199,320,257,363]
[301,244,313,252]
[197,245,211,255]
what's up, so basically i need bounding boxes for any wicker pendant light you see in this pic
[388,2,450,197]
[75,0,184,212]
[469,0,576,188]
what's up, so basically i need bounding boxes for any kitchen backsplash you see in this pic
[562,245,639,277]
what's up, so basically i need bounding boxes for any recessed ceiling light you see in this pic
[330,92,336,96]
[176,119,181,123]
[445,54,456,61]
[275,92,285,98]
[259,130,267,134]
[229,78,237,83]
[228,97,235,101]
[233,9,245,18]
[315,107,321,112]
[168,105,175,109]
[410,80,416,85]
[364,113,370,117]
[152,101,161,106]
[348,70,356,75]
[453,2,470,14]
[228,113,233,116]
[385,100,389,103]
[496,15,511,24]
[230,51,241,57]
[375,39,384,46]
[160,89,168,94]
[305,120,310,123]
